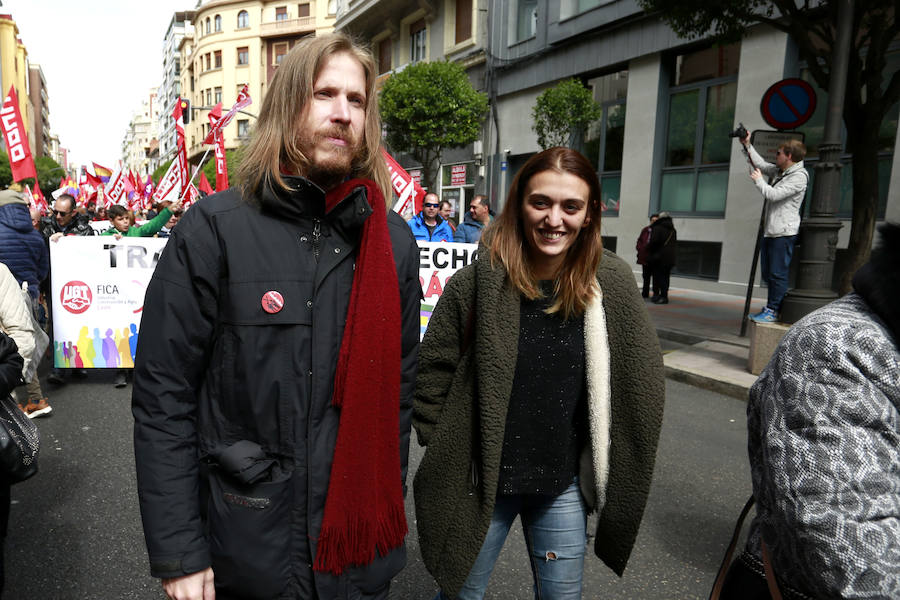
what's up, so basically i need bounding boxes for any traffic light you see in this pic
[181,98,191,124]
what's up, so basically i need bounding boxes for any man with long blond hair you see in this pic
[132,33,421,600]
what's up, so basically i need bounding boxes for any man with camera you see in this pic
[739,129,809,323]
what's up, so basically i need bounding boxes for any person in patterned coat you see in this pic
[722,222,900,599]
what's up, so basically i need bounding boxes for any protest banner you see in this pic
[49,237,167,369]
[416,241,478,338]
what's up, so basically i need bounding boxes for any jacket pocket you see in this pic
[207,467,293,599]
[346,543,407,593]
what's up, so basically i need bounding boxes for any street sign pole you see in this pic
[779,0,853,324]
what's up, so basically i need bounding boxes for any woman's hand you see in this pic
[162,567,215,600]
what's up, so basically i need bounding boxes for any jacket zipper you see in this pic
[311,218,321,262]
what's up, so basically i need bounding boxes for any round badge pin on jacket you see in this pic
[261,291,284,314]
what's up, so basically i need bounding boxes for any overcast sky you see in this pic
[5,0,194,170]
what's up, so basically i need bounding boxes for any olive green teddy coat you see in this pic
[413,249,666,597]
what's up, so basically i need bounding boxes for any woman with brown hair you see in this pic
[414,147,666,599]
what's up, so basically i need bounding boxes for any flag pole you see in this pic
[179,148,213,202]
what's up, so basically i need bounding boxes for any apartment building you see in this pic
[477,0,899,296]
[28,64,51,158]
[179,0,337,165]
[335,0,488,219]
[122,90,159,176]
[0,14,35,156]
[159,11,196,163]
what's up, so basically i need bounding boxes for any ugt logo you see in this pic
[60,281,92,314]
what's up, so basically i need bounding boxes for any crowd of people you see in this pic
[0,30,895,600]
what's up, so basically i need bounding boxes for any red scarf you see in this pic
[314,178,407,574]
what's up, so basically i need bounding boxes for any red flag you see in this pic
[173,98,190,192]
[0,87,37,182]
[105,168,128,206]
[208,103,229,191]
[198,171,214,195]
[152,160,180,203]
[203,85,251,145]
[32,180,47,213]
[382,149,426,217]
[85,171,103,189]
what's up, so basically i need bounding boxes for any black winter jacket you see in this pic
[39,213,95,239]
[0,332,24,397]
[132,178,421,599]
[647,216,677,268]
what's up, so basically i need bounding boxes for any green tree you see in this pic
[635,0,900,293]
[532,79,603,151]
[0,152,64,193]
[380,60,488,191]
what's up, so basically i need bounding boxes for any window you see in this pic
[798,50,898,219]
[455,0,472,44]
[214,87,222,104]
[378,38,392,74]
[658,43,740,215]
[274,43,289,65]
[409,19,426,63]
[298,3,310,17]
[440,162,476,227]
[214,14,221,32]
[214,50,222,69]
[205,18,210,35]
[206,89,212,106]
[205,53,211,71]
[237,47,249,66]
[174,81,181,96]
[237,10,249,28]
[561,0,605,19]
[585,70,628,216]
[174,58,181,76]
[672,241,722,280]
[514,0,537,43]
[276,6,288,21]
[238,119,250,138]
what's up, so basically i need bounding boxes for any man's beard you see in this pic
[300,125,363,190]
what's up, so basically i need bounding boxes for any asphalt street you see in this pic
[6,372,750,600]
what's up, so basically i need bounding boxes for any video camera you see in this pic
[729,122,748,140]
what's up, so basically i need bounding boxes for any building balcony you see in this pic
[336,0,434,37]
[260,16,316,38]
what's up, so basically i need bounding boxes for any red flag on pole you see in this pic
[173,98,190,192]
[32,180,47,213]
[208,102,229,191]
[382,149,426,217]
[198,171,214,195]
[0,86,37,182]
[203,85,251,145]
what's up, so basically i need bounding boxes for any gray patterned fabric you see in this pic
[744,292,900,598]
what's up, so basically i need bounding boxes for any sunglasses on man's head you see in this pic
[423,203,440,208]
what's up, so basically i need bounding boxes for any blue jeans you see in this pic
[437,481,587,600]
[760,235,796,312]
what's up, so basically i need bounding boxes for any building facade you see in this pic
[159,11,196,163]
[480,0,899,296]
[0,14,35,156]
[122,89,159,176]
[28,64,51,158]
[179,0,337,166]
[335,0,488,223]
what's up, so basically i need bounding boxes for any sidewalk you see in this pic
[644,287,762,400]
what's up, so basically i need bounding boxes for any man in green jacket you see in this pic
[101,199,181,237]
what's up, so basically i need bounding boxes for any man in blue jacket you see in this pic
[407,192,453,242]
[453,194,492,243]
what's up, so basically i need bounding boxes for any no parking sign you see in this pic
[760,78,817,130]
